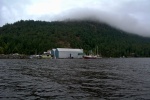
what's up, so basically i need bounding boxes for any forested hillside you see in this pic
[0,20,150,57]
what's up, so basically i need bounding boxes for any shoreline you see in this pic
[0,54,29,59]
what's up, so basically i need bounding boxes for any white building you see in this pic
[51,49,56,59]
[54,48,84,59]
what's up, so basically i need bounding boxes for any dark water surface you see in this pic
[0,58,150,100]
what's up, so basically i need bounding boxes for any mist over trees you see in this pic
[0,20,150,57]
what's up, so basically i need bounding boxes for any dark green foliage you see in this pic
[0,20,150,57]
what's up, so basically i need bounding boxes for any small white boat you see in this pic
[83,55,101,59]
[83,46,102,59]
[29,55,41,59]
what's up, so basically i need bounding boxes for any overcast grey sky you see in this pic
[0,0,150,36]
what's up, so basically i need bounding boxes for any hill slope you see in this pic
[0,20,150,57]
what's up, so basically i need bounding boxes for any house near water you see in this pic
[51,48,84,59]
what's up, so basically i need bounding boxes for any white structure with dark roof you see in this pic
[54,48,84,59]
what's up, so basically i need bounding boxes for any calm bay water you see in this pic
[0,58,150,100]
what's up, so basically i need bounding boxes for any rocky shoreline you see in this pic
[0,54,29,59]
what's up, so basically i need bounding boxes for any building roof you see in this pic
[52,49,56,51]
[56,48,83,52]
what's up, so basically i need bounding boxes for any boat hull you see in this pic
[83,55,97,59]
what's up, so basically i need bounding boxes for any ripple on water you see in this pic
[0,58,150,99]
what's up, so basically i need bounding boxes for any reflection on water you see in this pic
[0,58,150,99]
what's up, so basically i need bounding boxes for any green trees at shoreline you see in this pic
[0,20,150,57]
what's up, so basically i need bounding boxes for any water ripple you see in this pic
[0,58,150,99]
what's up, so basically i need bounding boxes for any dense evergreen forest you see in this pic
[0,20,150,57]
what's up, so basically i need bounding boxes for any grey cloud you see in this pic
[27,0,150,37]
[48,8,150,37]
[0,0,150,37]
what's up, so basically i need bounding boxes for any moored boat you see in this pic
[83,55,101,59]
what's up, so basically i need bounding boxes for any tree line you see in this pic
[0,20,150,57]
